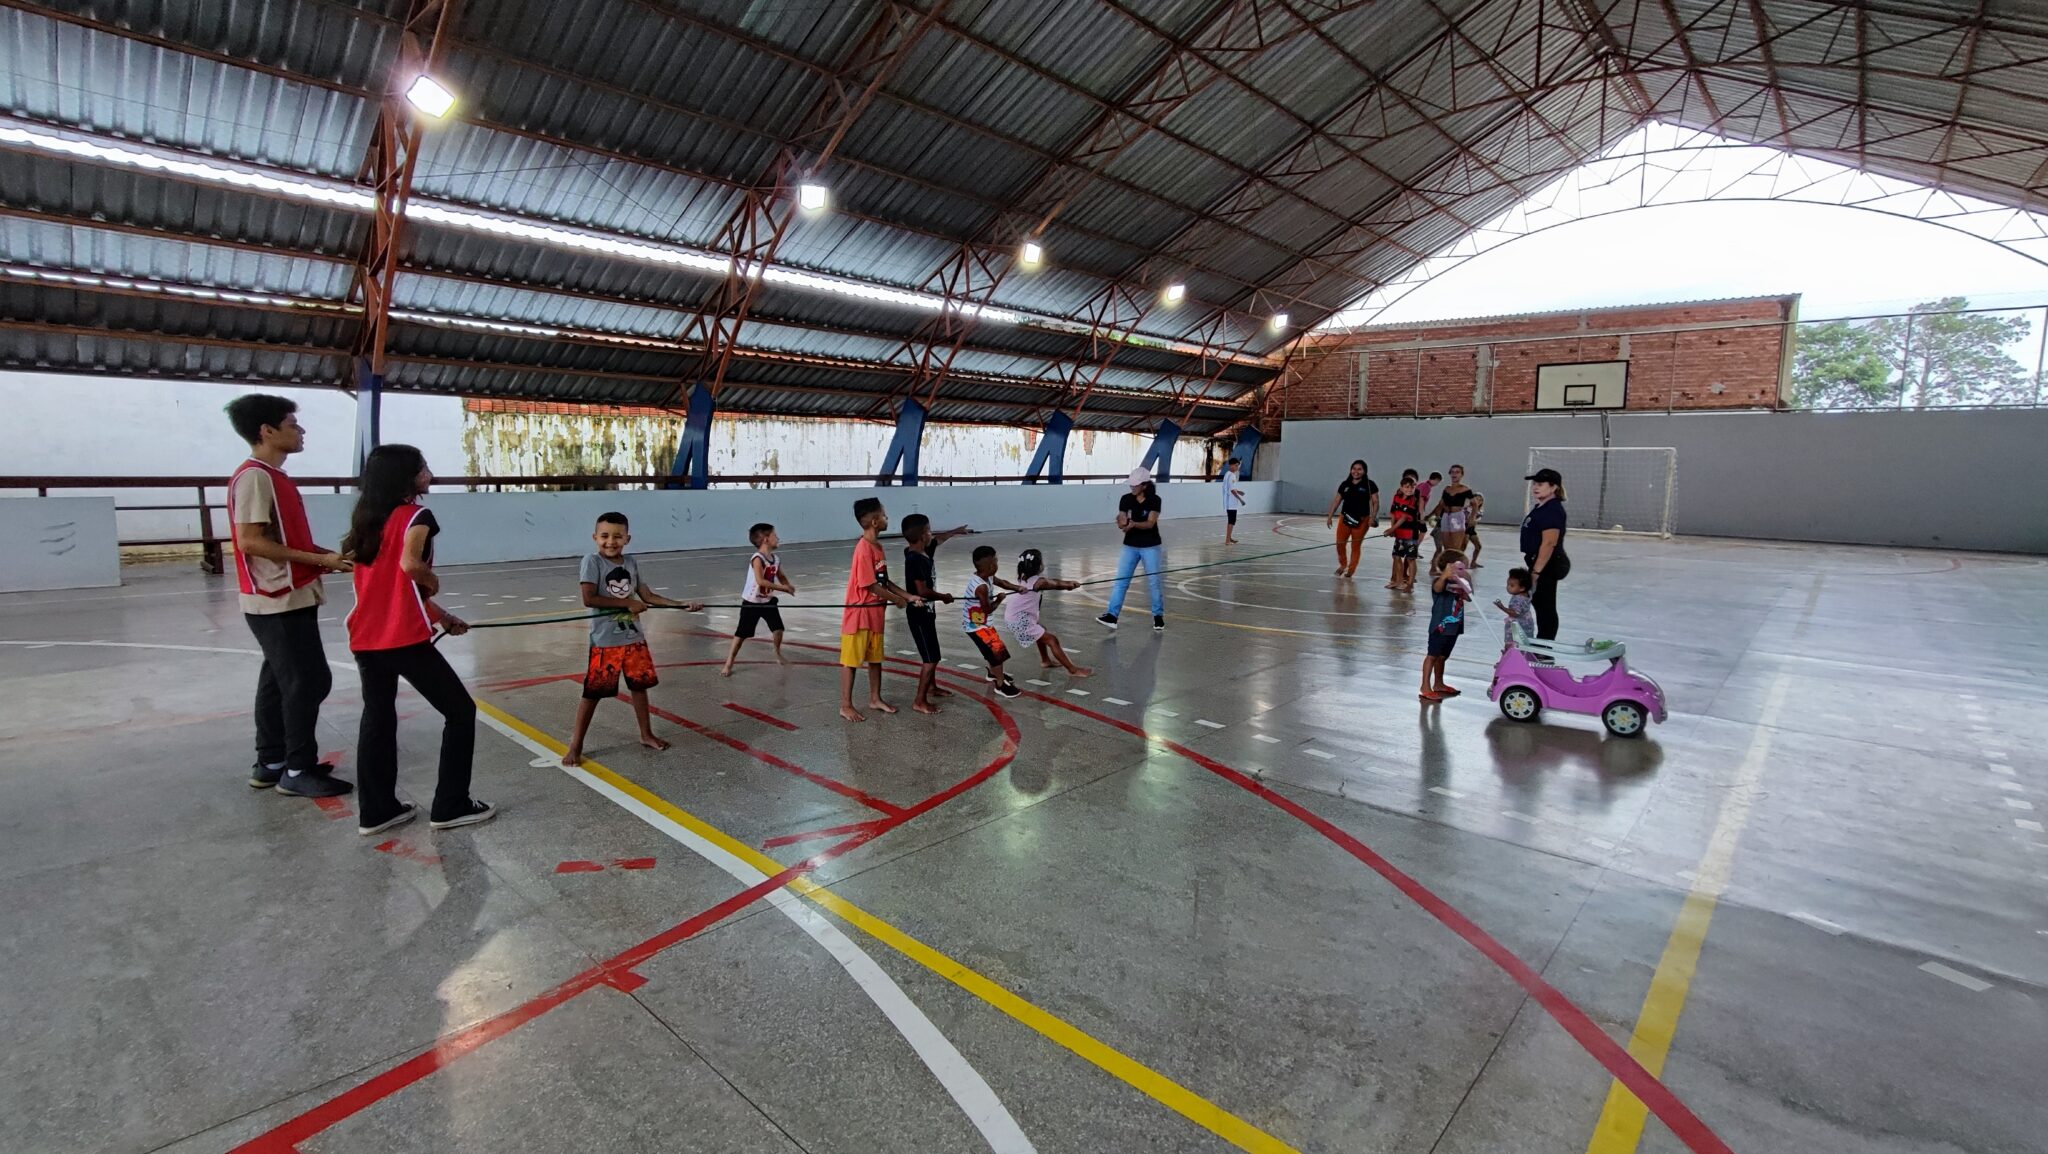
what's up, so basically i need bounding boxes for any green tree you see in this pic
[1870,297,2033,408]
[1790,319,1895,409]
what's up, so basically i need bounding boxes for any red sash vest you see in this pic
[226,458,321,597]
[346,503,436,652]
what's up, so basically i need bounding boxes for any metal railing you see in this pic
[0,472,1143,573]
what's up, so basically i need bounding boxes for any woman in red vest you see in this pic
[343,444,495,834]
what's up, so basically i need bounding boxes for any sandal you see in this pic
[1437,686,1462,698]
[1418,691,1442,703]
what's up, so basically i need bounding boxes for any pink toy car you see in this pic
[1488,631,1667,737]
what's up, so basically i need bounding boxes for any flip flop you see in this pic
[1418,691,1442,703]
[1437,686,1462,697]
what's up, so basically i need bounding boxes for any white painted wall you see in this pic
[466,408,1214,483]
[0,497,119,591]
[303,481,1279,567]
[0,372,465,543]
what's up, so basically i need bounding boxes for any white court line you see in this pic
[1252,734,1282,744]
[2017,819,2045,832]
[1986,751,2008,761]
[1154,709,1179,718]
[1990,764,2015,775]
[477,711,1037,1154]
[1195,719,1226,729]
[1066,688,1090,697]
[2003,798,2035,811]
[1024,678,1051,687]
[1917,962,1992,992]
[1428,786,1465,799]
[1501,810,1540,824]
[1996,781,2025,791]
[1788,911,1847,936]
[1303,748,1334,760]
[1102,697,1132,706]
[1585,837,1617,850]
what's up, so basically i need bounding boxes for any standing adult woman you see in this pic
[1323,459,1379,577]
[1519,467,1571,640]
[1428,463,1474,561]
[343,444,496,835]
[1097,466,1166,632]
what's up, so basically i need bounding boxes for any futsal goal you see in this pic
[1525,447,1676,537]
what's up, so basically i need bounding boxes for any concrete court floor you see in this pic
[0,512,2043,1154]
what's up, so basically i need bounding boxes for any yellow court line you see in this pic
[477,701,1303,1154]
[1584,675,1787,1154]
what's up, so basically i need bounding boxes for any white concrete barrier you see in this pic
[0,496,121,591]
[303,482,1278,566]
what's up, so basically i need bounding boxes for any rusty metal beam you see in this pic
[1655,0,1729,125]
[1742,0,1799,146]
[346,0,456,380]
[1933,0,1990,169]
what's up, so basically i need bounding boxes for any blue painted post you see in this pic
[875,396,926,486]
[1137,418,1181,484]
[1022,411,1073,483]
[353,357,382,475]
[665,386,715,490]
[1228,424,1264,479]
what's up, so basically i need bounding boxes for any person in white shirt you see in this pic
[1221,457,1247,544]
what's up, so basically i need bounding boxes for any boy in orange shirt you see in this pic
[840,497,923,722]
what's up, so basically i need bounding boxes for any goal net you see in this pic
[1525,447,1676,537]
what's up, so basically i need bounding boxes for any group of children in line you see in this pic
[562,495,1097,743]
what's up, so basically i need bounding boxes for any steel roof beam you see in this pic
[346,0,457,382]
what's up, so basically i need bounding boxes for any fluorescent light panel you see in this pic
[404,75,455,118]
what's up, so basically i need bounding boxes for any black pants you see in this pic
[1525,551,1569,640]
[354,642,477,825]
[246,606,333,773]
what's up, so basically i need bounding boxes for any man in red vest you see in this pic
[224,395,354,798]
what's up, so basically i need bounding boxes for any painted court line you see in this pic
[649,705,904,817]
[971,673,1734,1154]
[1067,688,1091,697]
[1303,748,1334,760]
[2003,798,2035,810]
[480,704,1297,1154]
[1024,678,1052,686]
[721,702,799,731]
[1917,962,1992,992]
[1502,810,1540,824]
[1103,697,1132,706]
[1252,734,1282,744]
[1195,719,1227,729]
[1428,786,1465,799]
[476,705,1038,1154]
[1787,911,1846,936]
[2017,819,2045,833]
[1582,675,1787,1154]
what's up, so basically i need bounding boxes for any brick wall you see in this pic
[1285,296,1797,419]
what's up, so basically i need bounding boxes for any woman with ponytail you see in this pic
[343,445,495,835]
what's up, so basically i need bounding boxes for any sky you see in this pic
[1325,124,2048,335]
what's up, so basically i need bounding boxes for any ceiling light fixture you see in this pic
[404,75,456,118]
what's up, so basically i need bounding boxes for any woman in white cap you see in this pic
[1098,466,1166,631]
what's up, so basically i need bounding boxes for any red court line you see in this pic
[234,659,1020,1151]
[762,818,888,849]
[648,704,907,817]
[725,631,1734,1154]
[992,682,1734,1154]
[477,661,901,816]
[721,702,799,731]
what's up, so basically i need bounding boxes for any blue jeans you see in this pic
[1105,545,1163,618]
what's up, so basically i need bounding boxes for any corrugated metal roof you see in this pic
[1,0,2041,428]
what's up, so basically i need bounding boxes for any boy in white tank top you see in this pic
[721,522,795,676]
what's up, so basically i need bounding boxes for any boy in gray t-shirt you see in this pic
[563,511,702,767]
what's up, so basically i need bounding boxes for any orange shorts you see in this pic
[583,641,658,699]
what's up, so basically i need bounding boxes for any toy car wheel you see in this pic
[1602,700,1647,738]
[1499,686,1540,722]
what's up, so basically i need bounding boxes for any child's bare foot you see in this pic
[1384,581,1399,589]
[639,733,672,751]
[1067,666,1093,678]
[913,701,941,715]
[560,749,584,767]
[776,650,790,665]
[1041,660,1057,669]
[719,664,735,677]
[868,699,897,715]
[931,686,953,698]
[840,705,866,723]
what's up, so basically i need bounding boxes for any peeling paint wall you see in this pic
[463,408,1212,483]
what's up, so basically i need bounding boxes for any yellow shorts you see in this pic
[839,630,884,668]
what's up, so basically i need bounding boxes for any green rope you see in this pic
[456,530,1366,631]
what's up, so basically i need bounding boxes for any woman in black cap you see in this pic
[1520,468,1570,639]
